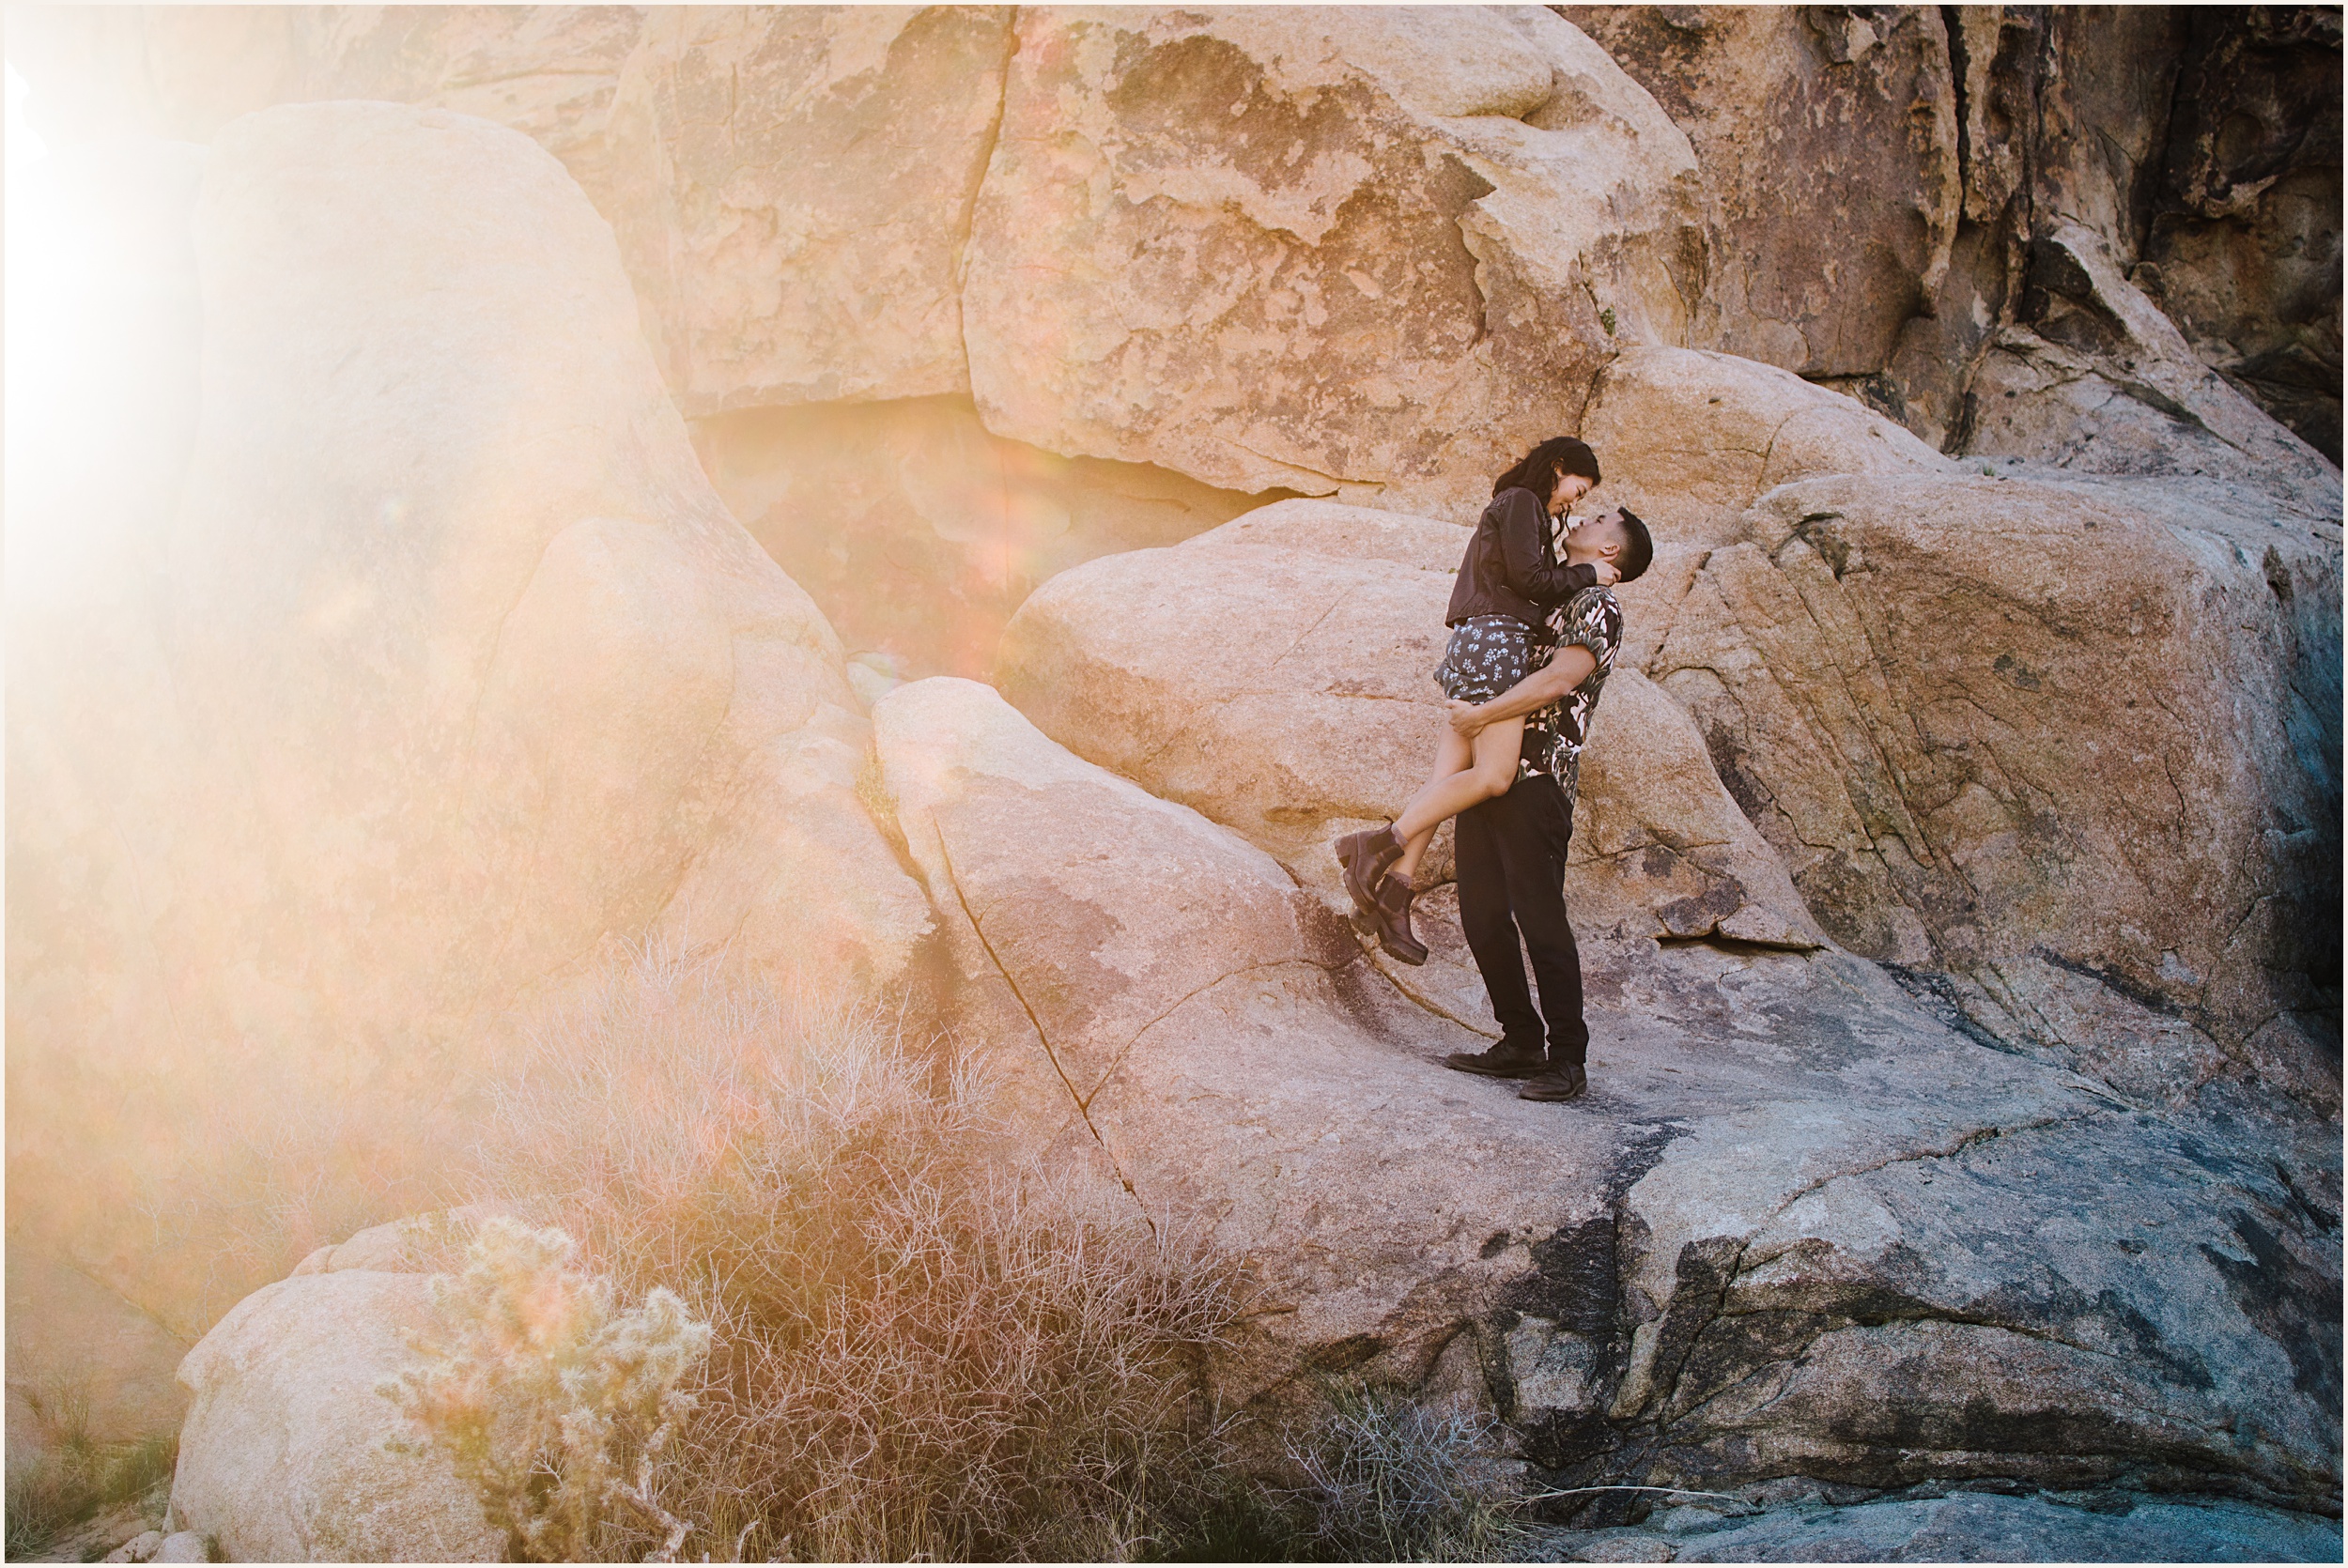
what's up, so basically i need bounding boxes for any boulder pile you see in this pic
[6,8,2339,1561]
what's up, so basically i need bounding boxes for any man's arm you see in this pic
[1450,645,1598,735]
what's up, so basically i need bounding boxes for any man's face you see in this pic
[1566,510,1625,562]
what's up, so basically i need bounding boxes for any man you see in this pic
[1424,506,1650,1102]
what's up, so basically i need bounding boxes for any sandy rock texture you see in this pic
[1578,346,1956,552]
[863,675,2340,1512]
[597,7,1015,412]
[962,6,1705,515]
[1557,6,1960,381]
[170,1223,499,1563]
[6,104,931,1335]
[996,500,1820,953]
[8,3,1709,521]
[14,5,2337,477]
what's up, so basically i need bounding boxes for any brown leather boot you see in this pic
[1333,825,1403,916]
[1444,1039,1549,1078]
[1374,872,1429,965]
[1518,1062,1589,1101]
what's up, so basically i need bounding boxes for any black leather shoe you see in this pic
[1334,826,1402,917]
[1374,872,1429,965]
[1444,1041,1548,1078]
[1518,1063,1589,1101]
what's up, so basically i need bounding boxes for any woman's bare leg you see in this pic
[1392,726,1475,883]
[1390,716,1524,853]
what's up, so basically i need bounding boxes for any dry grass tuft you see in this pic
[3,1391,177,1560]
[1285,1383,1527,1561]
[453,941,1250,1561]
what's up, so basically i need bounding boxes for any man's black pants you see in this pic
[1454,772,1586,1065]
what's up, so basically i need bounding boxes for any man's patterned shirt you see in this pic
[1517,585,1622,811]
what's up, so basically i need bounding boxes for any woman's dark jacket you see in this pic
[1444,486,1598,629]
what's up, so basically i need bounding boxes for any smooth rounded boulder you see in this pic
[171,1257,499,1562]
[996,499,1823,952]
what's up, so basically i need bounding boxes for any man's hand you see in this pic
[1590,561,1621,588]
[1447,699,1487,738]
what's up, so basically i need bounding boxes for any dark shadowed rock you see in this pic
[2137,8,2343,463]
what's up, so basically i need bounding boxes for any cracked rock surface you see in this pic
[1649,469,2340,1107]
[862,676,2340,1509]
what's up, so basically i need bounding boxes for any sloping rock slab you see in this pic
[871,677,2340,1505]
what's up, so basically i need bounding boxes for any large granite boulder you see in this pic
[996,500,1821,953]
[867,676,2340,1511]
[595,7,1015,413]
[6,103,932,1333]
[1577,346,1956,553]
[170,1221,499,1562]
[1649,469,2340,1109]
[1557,6,1961,382]
[961,6,1707,516]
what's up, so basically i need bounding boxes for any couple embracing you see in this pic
[1336,438,1651,1104]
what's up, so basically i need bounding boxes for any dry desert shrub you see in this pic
[452,941,1249,1561]
[383,1217,712,1562]
[1285,1383,1526,1561]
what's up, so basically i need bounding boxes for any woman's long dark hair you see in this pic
[1492,437,1601,500]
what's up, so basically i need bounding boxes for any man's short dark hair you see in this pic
[1614,507,1654,583]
